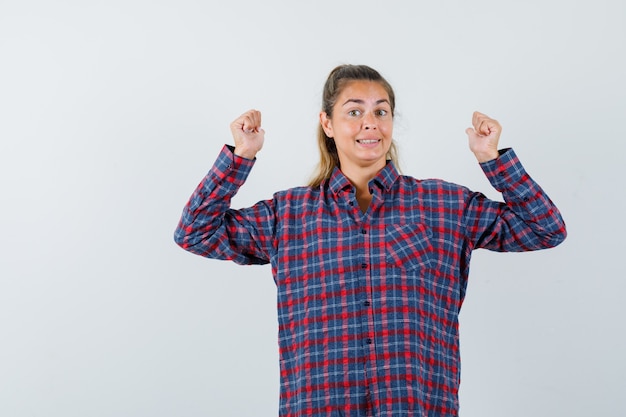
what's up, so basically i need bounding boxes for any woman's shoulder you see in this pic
[271,184,322,205]
[399,174,469,194]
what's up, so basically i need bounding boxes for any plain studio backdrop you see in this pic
[1,0,624,416]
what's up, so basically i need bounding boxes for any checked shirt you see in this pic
[174,145,566,417]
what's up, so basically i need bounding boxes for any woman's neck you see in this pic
[341,163,383,213]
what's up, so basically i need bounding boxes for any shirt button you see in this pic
[366,338,373,344]
[364,300,371,307]
[361,229,367,234]
[361,263,367,269]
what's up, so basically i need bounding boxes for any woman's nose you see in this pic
[363,112,377,129]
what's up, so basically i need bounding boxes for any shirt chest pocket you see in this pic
[386,223,434,270]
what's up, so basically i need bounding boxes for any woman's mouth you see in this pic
[356,139,381,145]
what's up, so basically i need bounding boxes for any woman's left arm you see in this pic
[465,149,567,251]
[463,111,566,251]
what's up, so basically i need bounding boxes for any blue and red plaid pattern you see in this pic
[175,145,566,417]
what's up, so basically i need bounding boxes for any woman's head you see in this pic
[310,64,399,187]
[321,64,396,118]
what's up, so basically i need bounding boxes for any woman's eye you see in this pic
[348,110,361,117]
[376,109,388,116]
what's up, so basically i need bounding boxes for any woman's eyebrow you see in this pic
[342,98,390,106]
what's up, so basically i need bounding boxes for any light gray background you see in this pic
[1,1,624,416]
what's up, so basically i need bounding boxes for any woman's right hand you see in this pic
[230,109,265,159]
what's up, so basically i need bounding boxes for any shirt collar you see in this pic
[328,161,400,195]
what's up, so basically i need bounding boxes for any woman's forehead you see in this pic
[337,80,390,103]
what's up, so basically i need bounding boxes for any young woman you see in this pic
[174,64,566,417]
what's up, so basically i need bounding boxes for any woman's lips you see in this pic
[356,139,381,145]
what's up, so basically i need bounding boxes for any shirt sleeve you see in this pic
[464,148,567,251]
[173,145,275,265]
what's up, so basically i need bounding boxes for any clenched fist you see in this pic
[231,109,265,160]
[465,111,501,163]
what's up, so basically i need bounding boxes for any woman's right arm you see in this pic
[173,110,275,265]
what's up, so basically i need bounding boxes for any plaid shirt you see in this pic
[174,145,566,417]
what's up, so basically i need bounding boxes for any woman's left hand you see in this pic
[465,111,501,163]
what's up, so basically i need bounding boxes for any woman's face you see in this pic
[320,80,394,175]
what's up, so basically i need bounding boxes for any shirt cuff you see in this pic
[221,144,256,169]
[207,145,256,188]
[480,148,527,193]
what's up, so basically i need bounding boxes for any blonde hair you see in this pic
[309,64,399,188]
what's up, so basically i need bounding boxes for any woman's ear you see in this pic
[319,111,333,138]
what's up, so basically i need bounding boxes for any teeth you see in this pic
[358,139,379,144]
